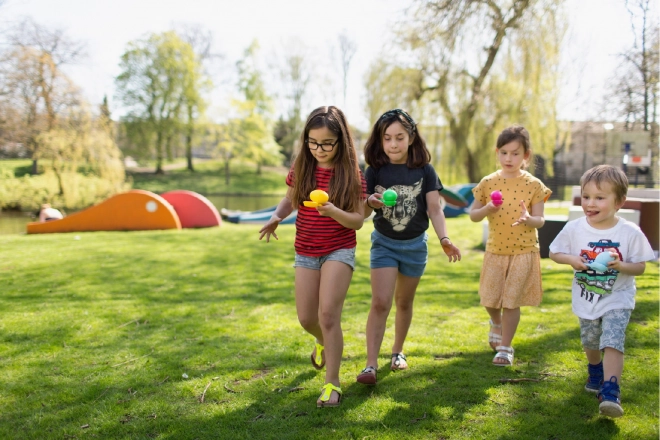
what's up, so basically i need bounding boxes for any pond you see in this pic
[0,194,284,235]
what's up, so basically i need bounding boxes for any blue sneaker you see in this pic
[585,362,603,393]
[598,376,624,418]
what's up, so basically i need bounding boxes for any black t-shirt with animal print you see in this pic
[365,163,443,240]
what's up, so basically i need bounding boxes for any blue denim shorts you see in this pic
[293,247,356,271]
[579,308,632,353]
[370,230,428,278]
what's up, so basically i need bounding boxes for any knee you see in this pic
[318,310,340,331]
[394,297,414,313]
[298,315,318,332]
[371,297,393,315]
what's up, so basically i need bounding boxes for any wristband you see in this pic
[440,237,450,243]
[366,197,376,209]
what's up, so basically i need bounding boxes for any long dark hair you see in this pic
[291,106,362,212]
[363,108,431,169]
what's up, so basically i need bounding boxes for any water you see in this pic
[0,194,284,235]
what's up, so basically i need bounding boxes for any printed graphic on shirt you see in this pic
[574,239,622,303]
[375,178,423,232]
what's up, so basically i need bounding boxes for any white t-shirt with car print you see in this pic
[549,216,655,320]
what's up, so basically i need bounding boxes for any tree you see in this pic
[115,31,202,174]
[0,18,86,174]
[337,30,357,108]
[604,0,658,133]
[175,24,219,172]
[271,38,311,165]
[401,0,563,182]
[233,41,281,174]
[35,103,125,201]
[363,58,424,125]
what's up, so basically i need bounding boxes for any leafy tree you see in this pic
[400,0,565,182]
[363,58,424,124]
[233,41,281,174]
[176,24,218,172]
[115,31,202,174]
[0,18,85,174]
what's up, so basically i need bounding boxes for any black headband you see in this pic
[379,109,416,130]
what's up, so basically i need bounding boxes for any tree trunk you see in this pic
[186,130,194,172]
[155,131,164,174]
[224,159,230,185]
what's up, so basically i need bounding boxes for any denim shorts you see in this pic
[370,230,428,278]
[293,247,356,271]
[579,309,632,353]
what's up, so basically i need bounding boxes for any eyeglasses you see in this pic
[379,109,416,129]
[306,139,339,152]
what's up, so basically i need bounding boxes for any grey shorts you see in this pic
[579,309,632,353]
[293,247,356,271]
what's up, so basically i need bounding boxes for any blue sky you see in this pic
[0,0,642,130]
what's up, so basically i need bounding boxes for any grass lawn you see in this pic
[0,218,657,439]
[128,162,289,196]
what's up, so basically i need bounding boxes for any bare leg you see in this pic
[603,347,624,384]
[584,347,603,365]
[364,267,398,369]
[391,273,421,355]
[485,306,502,346]
[295,267,323,343]
[500,307,520,347]
[317,260,352,405]
[490,307,520,365]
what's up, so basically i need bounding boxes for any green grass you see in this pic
[0,218,657,439]
[129,161,289,195]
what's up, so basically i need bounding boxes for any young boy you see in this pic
[549,165,655,418]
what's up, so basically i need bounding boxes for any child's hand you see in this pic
[605,249,622,271]
[259,216,282,242]
[316,202,336,217]
[511,200,531,226]
[441,239,461,262]
[367,194,384,209]
[485,201,502,213]
[570,255,589,271]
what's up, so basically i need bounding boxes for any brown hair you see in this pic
[580,165,628,203]
[496,125,532,169]
[291,106,362,212]
[363,109,431,169]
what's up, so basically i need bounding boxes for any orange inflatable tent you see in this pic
[26,190,181,234]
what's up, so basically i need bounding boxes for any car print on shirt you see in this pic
[575,239,621,303]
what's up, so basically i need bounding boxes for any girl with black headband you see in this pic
[356,109,461,385]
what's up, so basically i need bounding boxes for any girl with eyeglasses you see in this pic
[356,109,461,385]
[259,106,367,407]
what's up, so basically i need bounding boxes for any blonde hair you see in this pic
[580,165,628,203]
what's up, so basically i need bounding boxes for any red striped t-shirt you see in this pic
[286,166,367,257]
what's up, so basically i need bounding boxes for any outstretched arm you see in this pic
[259,187,295,242]
[427,191,461,262]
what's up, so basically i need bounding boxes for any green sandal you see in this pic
[310,341,325,370]
[317,383,342,407]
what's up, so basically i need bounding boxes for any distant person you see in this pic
[39,204,64,222]
[469,125,551,367]
[259,106,367,407]
[356,109,461,386]
[550,165,655,418]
